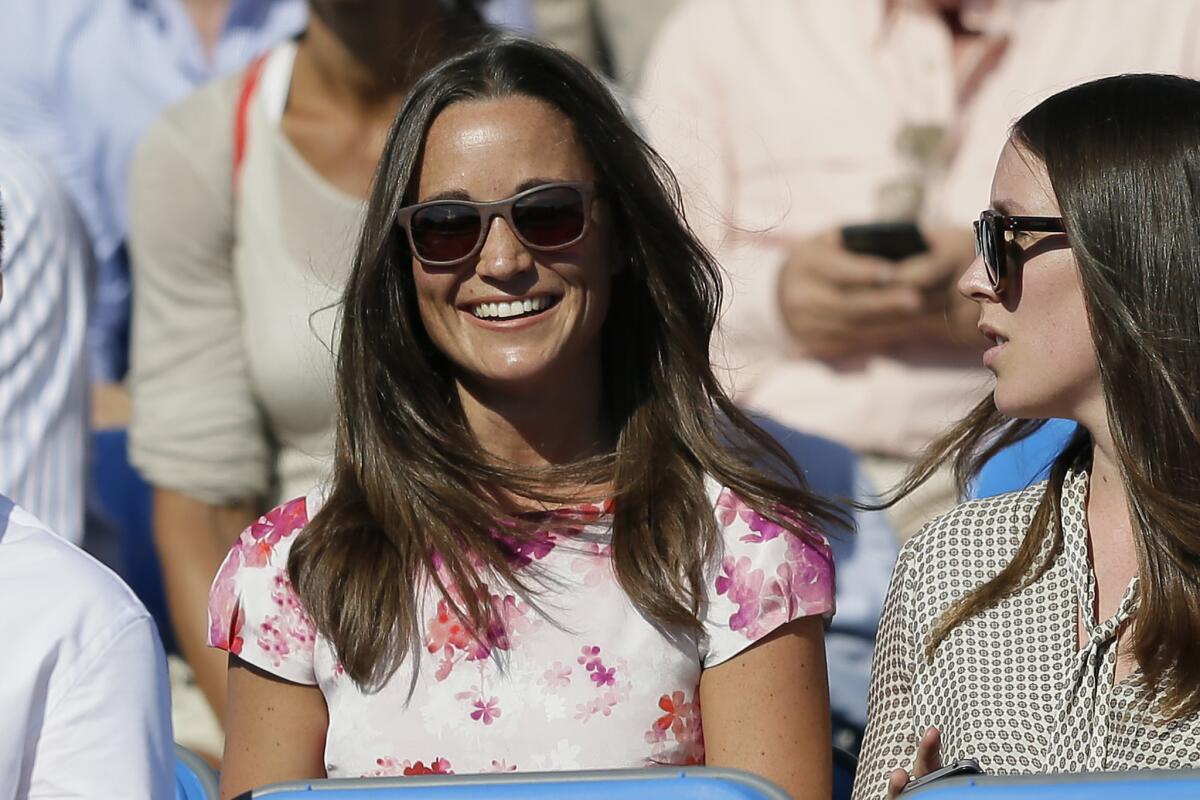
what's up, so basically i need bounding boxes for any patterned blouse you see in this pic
[208,480,835,778]
[853,468,1200,800]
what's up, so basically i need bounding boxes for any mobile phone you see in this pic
[900,758,984,795]
[841,221,929,261]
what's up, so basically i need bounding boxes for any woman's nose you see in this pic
[475,216,535,281]
[957,250,1002,305]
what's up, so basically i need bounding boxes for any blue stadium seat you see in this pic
[247,768,790,799]
[905,769,1200,799]
[833,746,857,800]
[91,428,175,650]
[175,744,220,800]
[969,420,1077,500]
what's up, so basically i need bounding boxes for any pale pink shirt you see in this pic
[639,0,1200,456]
[208,481,834,777]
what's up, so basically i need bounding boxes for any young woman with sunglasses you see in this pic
[853,73,1200,800]
[208,38,839,798]
[127,1,492,749]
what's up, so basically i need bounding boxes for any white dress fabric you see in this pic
[853,469,1200,800]
[208,481,835,777]
[0,495,173,799]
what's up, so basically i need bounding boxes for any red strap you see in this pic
[233,54,269,194]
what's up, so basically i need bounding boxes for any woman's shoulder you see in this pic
[138,72,241,163]
[228,488,328,568]
[208,489,327,680]
[705,482,830,551]
[899,481,1049,581]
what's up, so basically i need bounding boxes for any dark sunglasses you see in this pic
[396,181,598,267]
[973,209,1066,293]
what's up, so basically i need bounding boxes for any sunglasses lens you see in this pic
[512,186,586,249]
[976,217,1000,288]
[410,204,482,263]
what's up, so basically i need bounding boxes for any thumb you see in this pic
[893,252,957,290]
[914,726,943,777]
[886,768,911,800]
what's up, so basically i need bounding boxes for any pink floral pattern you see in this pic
[714,489,834,642]
[206,484,833,778]
[645,690,704,765]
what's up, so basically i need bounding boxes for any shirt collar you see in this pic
[1061,467,1139,642]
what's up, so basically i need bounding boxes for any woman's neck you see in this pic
[1083,423,1140,634]
[293,14,410,122]
[1086,427,1134,542]
[181,0,233,58]
[456,363,610,472]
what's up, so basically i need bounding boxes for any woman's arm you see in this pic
[220,655,329,800]
[127,78,273,727]
[699,615,831,800]
[154,489,257,721]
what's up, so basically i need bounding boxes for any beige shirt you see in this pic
[129,42,363,506]
[853,470,1200,799]
[638,0,1200,456]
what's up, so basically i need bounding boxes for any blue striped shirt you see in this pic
[0,138,92,545]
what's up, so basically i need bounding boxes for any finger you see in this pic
[806,247,898,287]
[819,284,924,323]
[914,727,943,777]
[781,294,929,355]
[892,251,960,290]
[783,236,898,288]
[886,768,911,799]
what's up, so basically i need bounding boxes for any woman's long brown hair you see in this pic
[891,74,1200,718]
[288,37,843,690]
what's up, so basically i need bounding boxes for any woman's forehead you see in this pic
[415,97,594,200]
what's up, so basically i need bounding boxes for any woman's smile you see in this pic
[464,293,562,325]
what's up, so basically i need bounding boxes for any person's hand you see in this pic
[777,231,926,359]
[892,228,987,348]
[886,726,943,799]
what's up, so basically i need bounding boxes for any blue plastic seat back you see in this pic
[833,746,857,800]
[249,767,790,799]
[175,744,220,800]
[906,769,1200,799]
[91,428,175,650]
[969,420,1077,500]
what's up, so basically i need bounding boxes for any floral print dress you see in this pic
[208,479,835,778]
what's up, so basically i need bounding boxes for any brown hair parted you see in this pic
[288,36,844,690]
[893,73,1200,717]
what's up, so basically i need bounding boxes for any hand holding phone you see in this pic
[900,758,983,795]
[841,221,929,261]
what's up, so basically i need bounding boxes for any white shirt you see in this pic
[0,495,173,799]
[0,137,91,545]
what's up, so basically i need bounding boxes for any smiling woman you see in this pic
[208,37,842,799]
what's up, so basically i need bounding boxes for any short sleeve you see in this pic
[701,488,836,668]
[207,495,319,685]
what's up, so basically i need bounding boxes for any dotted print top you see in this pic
[852,469,1200,800]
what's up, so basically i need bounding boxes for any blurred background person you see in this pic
[530,0,680,89]
[0,0,307,401]
[0,183,173,800]
[0,0,535,413]
[0,138,91,548]
[638,0,1200,542]
[127,0,494,761]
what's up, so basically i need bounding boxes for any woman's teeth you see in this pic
[472,297,550,320]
